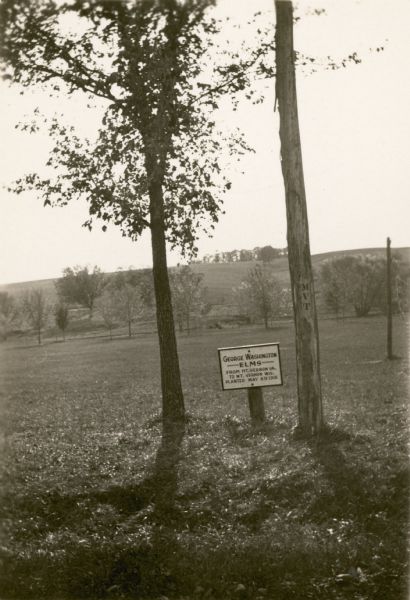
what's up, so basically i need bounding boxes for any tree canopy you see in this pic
[0,291,19,340]
[320,254,398,318]
[1,0,255,256]
[55,265,106,317]
[21,289,49,344]
[234,264,286,329]
[169,265,206,333]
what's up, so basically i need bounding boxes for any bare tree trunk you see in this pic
[149,180,185,423]
[275,0,324,436]
[386,237,393,359]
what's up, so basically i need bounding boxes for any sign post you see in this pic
[247,386,265,424]
[218,343,283,425]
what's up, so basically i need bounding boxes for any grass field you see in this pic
[0,315,409,599]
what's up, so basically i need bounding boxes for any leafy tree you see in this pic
[96,291,119,341]
[280,286,293,317]
[349,256,386,317]
[0,291,19,340]
[234,264,283,329]
[21,289,49,344]
[133,269,155,311]
[259,245,279,262]
[0,0,259,425]
[110,270,148,338]
[169,265,206,334]
[320,255,386,318]
[56,266,106,319]
[394,272,410,316]
[239,249,254,262]
[320,258,351,319]
[376,254,410,316]
[54,303,69,340]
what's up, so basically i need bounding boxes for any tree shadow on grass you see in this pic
[306,426,409,599]
[306,427,371,521]
[16,419,185,521]
[1,419,186,598]
[307,425,409,523]
[77,418,186,521]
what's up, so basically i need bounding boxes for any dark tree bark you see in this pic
[149,179,185,423]
[386,237,393,359]
[275,0,324,435]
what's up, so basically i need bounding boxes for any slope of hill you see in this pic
[0,277,59,304]
[1,247,409,307]
[192,247,410,304]
[190,258,290,304]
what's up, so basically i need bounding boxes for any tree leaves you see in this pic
[55,266,106,318]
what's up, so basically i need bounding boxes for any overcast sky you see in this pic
[0,0,409,284]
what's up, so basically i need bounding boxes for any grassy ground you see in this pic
[0,316,408,599]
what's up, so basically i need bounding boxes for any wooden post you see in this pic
[247,387,266,425]
[386,237,393,360]
[274,0,323,435]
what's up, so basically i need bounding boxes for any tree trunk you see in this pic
[275,0,324,436]
[37,328,41,345]
[128,319,132,338]
[149,179,185,423]
[386,237,393,359]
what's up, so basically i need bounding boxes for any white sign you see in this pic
[218,343,283,390]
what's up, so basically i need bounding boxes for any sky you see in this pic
[0,0,409,284]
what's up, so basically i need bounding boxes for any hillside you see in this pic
[1,247,409,307]
[190,258,290,304]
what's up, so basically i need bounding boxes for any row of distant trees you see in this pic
[96,266,208,339]
[0,264,208,343]
[234,254,409,329]
[1,253,408,342]
[235,254,409,328]
[200,245,288,264]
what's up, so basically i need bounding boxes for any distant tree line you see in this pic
[319,254,410,318]
[0,264,209,343]
[199,245,288,264]
[1,252,409,342]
